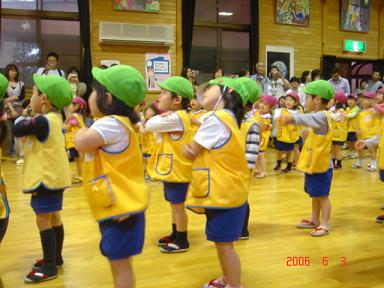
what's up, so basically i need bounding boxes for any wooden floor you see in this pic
[1,152,384,288]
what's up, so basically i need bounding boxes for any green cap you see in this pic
[92,64,147,108]
[303,80,334,101]
[158,76,194,100]
[0,74,9,100]
[33,74,72,109]
[209,77,248,105]
[236,77,261,104]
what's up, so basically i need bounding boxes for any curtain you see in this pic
[77,0,92,98]
[182,0,196,68]
[250,0,259,74]
[322,55,336,80]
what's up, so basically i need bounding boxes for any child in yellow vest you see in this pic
[0,74,9,244]
[282,80,334,237]
[184,77,250,288]
[189,95,207,134]
[64,97,87,184]
[13,74,72,283]
[145,76,194,253]
[376,88,384,105]
[254,95,276,178]
[274,92,301,173]
[330,92,348,169]
[345,94,360,159]
[237,77,261,240]
[353,91,381,171]
[75,65,149,288]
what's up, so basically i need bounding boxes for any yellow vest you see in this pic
[332,108,348,142]
[82,115,149,222]
[147,110,193,183]
[346,106,359,132]
[23,112,71,192]
[297,111,332,174]
[186,110,250,213]
[189,109,207,135]
[378,119,384,170]
[357,109,381,139]
[277,109,300,143]
[140,132,156,155]
[240,117,258,144]
[254,111,272,151]
[65,113,85,149]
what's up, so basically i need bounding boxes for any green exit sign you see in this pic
[343,40,366,53]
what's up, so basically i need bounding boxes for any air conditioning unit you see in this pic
[99,22,174,46]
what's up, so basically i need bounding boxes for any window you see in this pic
[1,0,80,87]
[191,0,251,82]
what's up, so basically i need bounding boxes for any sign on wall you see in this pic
[114,0,160,13]
[266,45,295,80]
[145,53,171,91]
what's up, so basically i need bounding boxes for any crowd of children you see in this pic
[1,63,384,288]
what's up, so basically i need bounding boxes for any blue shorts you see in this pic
[276,140,294,152]
[30,186,64,214]
[332,141,344,146]
[205,203,247,242]
[295,137,303,146]
[304,169,333,197]
[380,170,384,182]
[163,182,189,204]
[68,147,79,159]
[347,132,357,142]
[99,213,145,260]
[143,153,151,158]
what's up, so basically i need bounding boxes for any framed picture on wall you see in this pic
[340,0,371,33]
[276,0,310,26]
[114,0,160,13]
[266,45,294,80]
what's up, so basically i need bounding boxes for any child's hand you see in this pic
[302,128,310,139]
[355,140,366,150]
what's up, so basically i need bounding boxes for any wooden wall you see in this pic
[90,0,181,99]
[259,0,383,77]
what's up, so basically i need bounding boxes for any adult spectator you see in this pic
[36,52,65,78]
[328,67,350,94]
[213,67,224,79]
[268,65,290,98]
[298,70,311,107]
[365,71,383,92]
[357,79,367,95]
[67,66,87,98]
[239,68,250,78]
[251,62,269,94]
[311,69,322,81]
[4,64,25,157]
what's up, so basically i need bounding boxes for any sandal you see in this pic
[255,173,267,178]
[310,227,329,237]
[203,278,226,288]
[71,176,82,184]
[297,219,318,228]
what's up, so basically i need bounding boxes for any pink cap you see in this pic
[72,97,88,109]
[362,91,376,99]
[261,94,277,107]
[286,91,300,103]
[334,91,348,104]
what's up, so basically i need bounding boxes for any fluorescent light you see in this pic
[219,11,233,16]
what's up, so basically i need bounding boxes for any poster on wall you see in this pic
[340,0,371,33]
[266,46,294,80]
[114,0,160,12]
[276,0,310,26]
[145,53,171,91]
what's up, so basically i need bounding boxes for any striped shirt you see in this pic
[244,112,260,170]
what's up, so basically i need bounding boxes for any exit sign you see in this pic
[343,40,366,53]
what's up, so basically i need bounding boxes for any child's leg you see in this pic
[311,198,321,225]
[334,145,343,168]
[282,151,293,173]
[368,146,377,169]
[51,211,64,265]
[35,212,57,271]
[215,242,242,287]
[294,144,300,166]
[319,196,331,229]
[331,145,336,165]
[75,156,82,177]
[110,257,135,288]
[274,151,282,170]
[352,148,363,167]
[240,203,250,239]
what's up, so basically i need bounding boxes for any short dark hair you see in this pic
[93,80,139,125]
[4,64,19,81]
[290,76,300,83]
[331,67,341,75]
[373,71,382,77]
[170,91,190,110]
[47,52,59,61]
[311,69,322,81]
[67,66,80,76]
[239,69,250,77]
[311,94,330,105]
[301,70,311,83]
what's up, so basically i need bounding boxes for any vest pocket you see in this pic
[191,168,210,198]
[87,175,116,208]
[155,154,173,176]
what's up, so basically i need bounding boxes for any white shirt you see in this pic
[91,117,129,153]
[36,67,66,78]
[145,112,185,142]
[194,111,231,150]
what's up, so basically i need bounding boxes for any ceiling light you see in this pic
[219,11,233,16]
